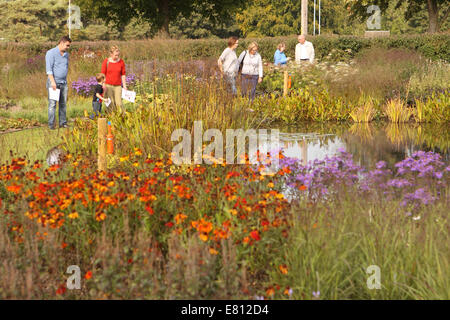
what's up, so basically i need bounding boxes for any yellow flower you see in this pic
[199,233,208,242]
[68,212,79,219]
[120,156,129,162]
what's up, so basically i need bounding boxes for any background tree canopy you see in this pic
[0,0,447,42]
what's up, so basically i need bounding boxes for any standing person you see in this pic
[238,42,263,102]
[295,34,315,64]
[101,45,127,112]
[92,73,107,117]
[274,43,289,66]
[218,37,239,95]
[45,35,72,129]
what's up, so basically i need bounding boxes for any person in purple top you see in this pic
[45,36,71,129]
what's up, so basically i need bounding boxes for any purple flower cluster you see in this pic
[25,55,44,72]
[281,149,362,199]
[72,76,98,96]
[277,150,448,212]
[71,73,137,97]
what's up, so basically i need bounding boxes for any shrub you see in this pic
[384,98,413,123]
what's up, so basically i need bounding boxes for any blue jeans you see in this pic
[92,101,102,116]
[241,74,259,102]
[46,79,68,128]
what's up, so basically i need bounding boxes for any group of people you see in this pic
[218,34,315,101]
[45,36,127,129]
[45,34,314,129]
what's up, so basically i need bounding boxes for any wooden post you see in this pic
[301,138,308,165]
[98,118,107,171]
[283,71,289,96]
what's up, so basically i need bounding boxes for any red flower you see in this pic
[165,221,174,228]
[145,205,154,215]
[85,271,92,280]
[56,284,66,295]
[250,230,261,241]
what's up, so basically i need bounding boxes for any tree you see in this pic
[347,0,449,33]
[170,3,240,39]
[0,0,67,42]
[75,0,245,37]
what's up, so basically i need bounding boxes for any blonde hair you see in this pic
[277,43,285,50]
[109,45,120,54]
[248,42,258,52]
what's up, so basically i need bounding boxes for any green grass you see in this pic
[0,127,66,164]
[0,96,90,123]
[271,198,450,300]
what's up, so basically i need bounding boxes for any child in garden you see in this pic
[92,73,107,116]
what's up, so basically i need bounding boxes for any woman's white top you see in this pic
[238,51,263,78]
[219,47,238,76]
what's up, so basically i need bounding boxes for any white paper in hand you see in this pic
[121,89,136,103]
[49,88,60,101]
[104,98,111,107]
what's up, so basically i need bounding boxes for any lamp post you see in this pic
[313,0,316,35]
[301,0,308,35]
[68,0,71,38]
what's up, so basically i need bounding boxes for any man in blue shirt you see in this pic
[45,36,71,129]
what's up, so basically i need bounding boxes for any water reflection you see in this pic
[274,123,449,168]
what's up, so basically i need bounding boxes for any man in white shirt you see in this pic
[295,34,315,64]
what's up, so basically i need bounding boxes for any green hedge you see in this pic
[2,33,449,62]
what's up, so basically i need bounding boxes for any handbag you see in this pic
[238,50,247,74]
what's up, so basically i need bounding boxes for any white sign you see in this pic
[49,88,61,101]
[122,89,136,103]
[104,98,111,107]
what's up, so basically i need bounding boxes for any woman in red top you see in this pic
[101,45,127,112]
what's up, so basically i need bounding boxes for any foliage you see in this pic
[384,98,413,123]
[0,117,41,132]
[347,0,450,33]
[0,150,448,299]
[413,91,450,124]
[75,0,245,36]
[349,96,379,122]
[0,0,67,43]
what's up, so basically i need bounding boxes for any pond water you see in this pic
[266,122,449,169]
[0,122,448,168]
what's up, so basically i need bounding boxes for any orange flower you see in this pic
[85,271,92,280]
[95,212,106,221]
[7,184,23,194]
[209,248,218,255]
[279,264,288,274]
[174,213,187,225]
[298,185,307,191]
[266,287,275,297]
[61,242,68,249]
